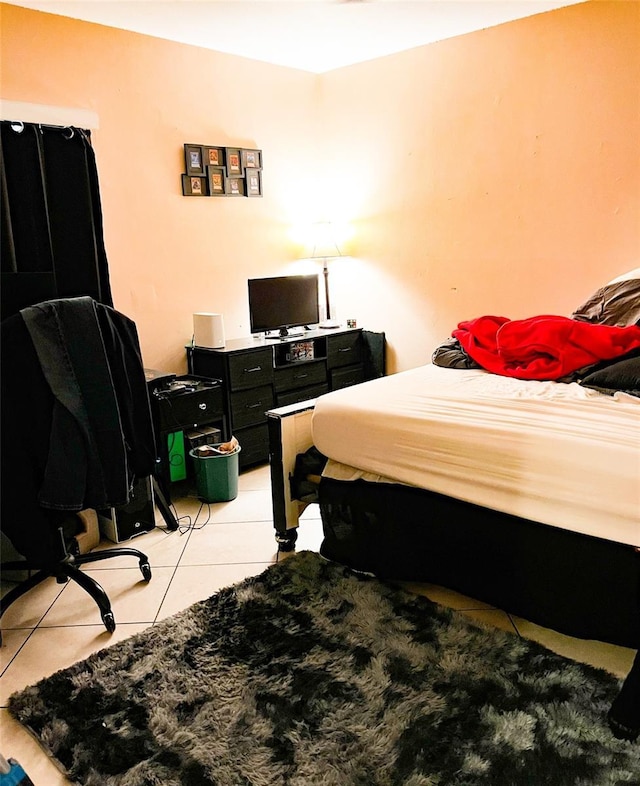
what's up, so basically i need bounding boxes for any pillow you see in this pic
[431,337,481,369]
[571,268,640,327]
[578,350,640,397]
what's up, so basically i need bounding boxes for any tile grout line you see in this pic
[0,579,69,681]
[150,520,197,625]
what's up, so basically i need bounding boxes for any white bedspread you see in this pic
[311,364,640,547]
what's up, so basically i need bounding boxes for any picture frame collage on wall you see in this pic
[181,144,263,198]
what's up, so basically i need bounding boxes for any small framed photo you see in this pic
[203,146,225,169]
[207,166,226,196]
[241,148,262,170]
[225,176,245,197]
[245,169,262,198]
[288,341,314,362]
[181,174,208,196]
[225,147,243,176]
[184,144,205,176]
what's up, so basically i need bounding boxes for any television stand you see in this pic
[186,328,385,468]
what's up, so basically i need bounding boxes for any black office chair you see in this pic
[0,297,159,633]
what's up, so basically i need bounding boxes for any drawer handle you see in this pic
[294,373,308,380]
[338,347,352,353]
[198,402,207,411]
[244,365,262,373]
[246,402,263,409]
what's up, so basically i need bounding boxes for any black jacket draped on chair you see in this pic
[1,297,156,566]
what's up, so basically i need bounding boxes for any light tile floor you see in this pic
[1,464,635,784]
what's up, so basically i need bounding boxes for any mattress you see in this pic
[311,364,640,547]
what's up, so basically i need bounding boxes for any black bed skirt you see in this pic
[318,477,640,650]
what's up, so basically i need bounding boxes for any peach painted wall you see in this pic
[320,0,640,371]
[1,1,639,374]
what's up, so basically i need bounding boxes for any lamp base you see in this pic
[319,319,341,329]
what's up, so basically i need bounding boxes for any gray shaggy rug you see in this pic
[9,551,640,785]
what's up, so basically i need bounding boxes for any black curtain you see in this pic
[1,120,113,318]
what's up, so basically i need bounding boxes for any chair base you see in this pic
[1,546,152,635]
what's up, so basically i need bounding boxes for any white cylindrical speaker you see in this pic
[193,312,225,348]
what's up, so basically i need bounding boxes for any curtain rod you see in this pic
[0,100,99,129]
[1,120,90,137]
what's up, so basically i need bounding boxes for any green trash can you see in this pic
[189,444,241,502]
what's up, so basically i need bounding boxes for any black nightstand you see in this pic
[147,374,225,501]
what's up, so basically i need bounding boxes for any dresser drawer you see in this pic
[157,386,223,432]
[228,348,273,390]
[330,365,366,390]
[276,382,328,407]
[274,360,327,393]
[230,385,275,429]
[327,332,362,369]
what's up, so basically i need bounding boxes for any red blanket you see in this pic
[452,315,640,380]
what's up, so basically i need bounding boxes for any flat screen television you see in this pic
[248,274,320,337]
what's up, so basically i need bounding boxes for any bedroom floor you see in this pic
[1,463,635,784]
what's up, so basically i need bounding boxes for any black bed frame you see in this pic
[319,476,639,650]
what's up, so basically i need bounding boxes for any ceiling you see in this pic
[5,1,585,73]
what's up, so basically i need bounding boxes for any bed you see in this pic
[267,270,640,738]
[311,361,639,647]
[269,347,639,642]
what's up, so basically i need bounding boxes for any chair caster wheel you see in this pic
[102,611,116,633]
[140,562,152,582]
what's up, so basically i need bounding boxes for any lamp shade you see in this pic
[308,221,342,260]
